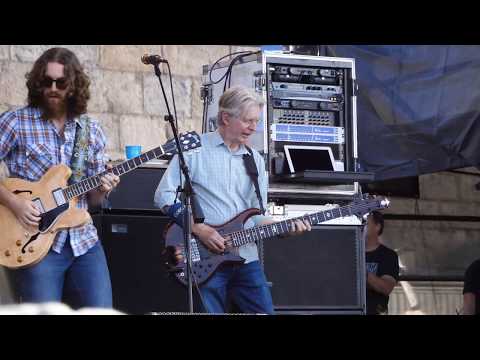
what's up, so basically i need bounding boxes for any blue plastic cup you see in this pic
[125,145,142,159]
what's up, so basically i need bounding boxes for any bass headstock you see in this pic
[349,194,390,218]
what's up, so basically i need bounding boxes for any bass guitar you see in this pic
[164,195,390,286]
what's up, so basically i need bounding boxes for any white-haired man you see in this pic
[155,86,310,314]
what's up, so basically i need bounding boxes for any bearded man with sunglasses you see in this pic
[0,47,119,309]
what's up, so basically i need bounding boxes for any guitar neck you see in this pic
[229,204,362,248]
[62,146,166,201]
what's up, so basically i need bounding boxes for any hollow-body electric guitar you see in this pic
[164,195,390,286]
[0,132,201,269]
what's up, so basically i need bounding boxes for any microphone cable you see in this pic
[208,50,258,90]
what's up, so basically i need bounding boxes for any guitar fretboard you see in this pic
[62,146,165,201]
[227,203,376,248]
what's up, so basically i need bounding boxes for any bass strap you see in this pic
[242,145,266,215]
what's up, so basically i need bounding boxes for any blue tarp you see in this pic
[313,45,480,180]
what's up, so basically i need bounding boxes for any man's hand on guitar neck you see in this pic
[261,218,312,237]
[288,218,312,235]
[98,164,120,194]
[89,164,120,206]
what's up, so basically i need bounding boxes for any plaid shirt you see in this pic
[0,106,107,257]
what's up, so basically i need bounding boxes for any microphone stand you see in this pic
[151,61,204,313]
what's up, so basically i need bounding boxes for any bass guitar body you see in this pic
[164,208,262,286]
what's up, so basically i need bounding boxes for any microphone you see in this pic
[141,54,168,65]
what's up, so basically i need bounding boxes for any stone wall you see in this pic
[0,45,259,160]
[389,281,463,315]
[381,168,480,279]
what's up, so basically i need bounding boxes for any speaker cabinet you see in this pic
[105,166,166,211]
[263,225,365,314]
[96,214,202,314]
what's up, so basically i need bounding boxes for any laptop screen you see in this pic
[284,145,335,173]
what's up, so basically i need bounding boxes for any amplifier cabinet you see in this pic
[97,214,202,314]
[104,165,166,211]
[263,225,365,313]
[93,218,365,314]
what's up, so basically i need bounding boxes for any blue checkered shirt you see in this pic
[0,107,106,256]
[154,130,270,263]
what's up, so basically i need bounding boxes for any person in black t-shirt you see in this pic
[463,259,480,315]
[365,211,399,315]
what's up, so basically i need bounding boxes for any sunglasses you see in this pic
[40,76,69,90]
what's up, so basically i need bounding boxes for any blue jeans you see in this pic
[7,238,112,309]
[199,260,274,314]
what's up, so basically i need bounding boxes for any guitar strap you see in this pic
[242,145,266,215]
[69,115,91,185]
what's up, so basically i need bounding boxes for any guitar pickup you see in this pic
[52,188,67,206]
[32,198,45,213]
